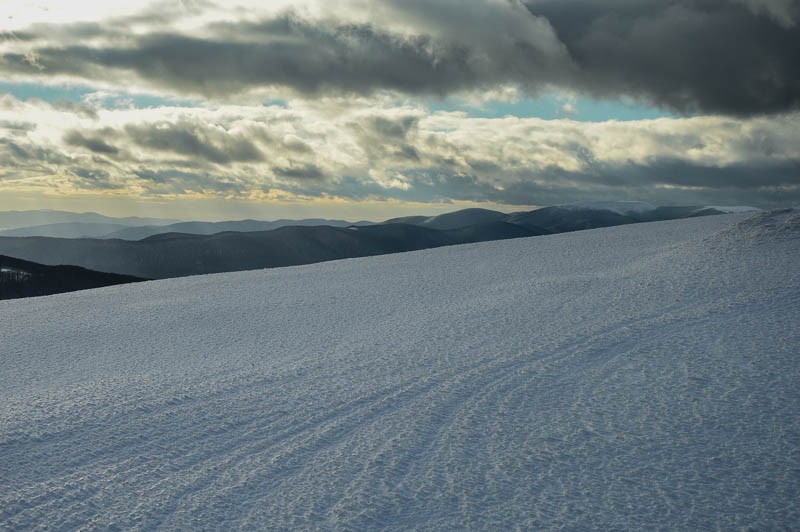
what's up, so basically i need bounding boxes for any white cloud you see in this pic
[0,94,797,206]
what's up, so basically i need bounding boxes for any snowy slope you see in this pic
[1,210,799,530]
[696,205,761,214]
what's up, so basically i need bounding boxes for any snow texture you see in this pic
[698,205,762,214]
[1,210,799,530]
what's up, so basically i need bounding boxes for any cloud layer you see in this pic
[2,0,798,115]
[1,1,798,212]
[1,95,798,207]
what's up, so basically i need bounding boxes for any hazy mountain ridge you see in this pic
[0,223,540,279]
[0,202,758,282]
[0,202,756,240]
[0,222,132,239]
[101,218,376,241]
[0,210,178,232]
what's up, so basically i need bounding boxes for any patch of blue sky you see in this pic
[0,82,198,108]
[1,82,674,121]
[427,93,674,122]
[262,98,289,108]
[0,81,91,103]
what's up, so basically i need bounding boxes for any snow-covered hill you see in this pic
[555,200,657,215]
[1,210,798,529]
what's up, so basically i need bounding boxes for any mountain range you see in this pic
[0,202,757,282]
[0,223,542,279]
[0,210,177,232]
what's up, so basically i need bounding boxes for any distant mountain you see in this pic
[0,204,758,240]
[0,210,178,231]
[0,202,758,283]
[507,206,641,233]
[381,202,760,235]
[0,223,539,280]
[0,255,145,300]
[382,215,429,226]
[102,218,376,240]
[0,222,131,239]
[384,208,508,230]
[503,202,760,234]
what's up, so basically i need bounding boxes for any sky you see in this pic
[0,0,798,220]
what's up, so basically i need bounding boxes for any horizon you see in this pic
[0,194,537,222]
[0,200,763,225]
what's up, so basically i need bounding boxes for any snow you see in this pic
[1,210,799,529]
[0,267,28,276]
[698,205,762,213]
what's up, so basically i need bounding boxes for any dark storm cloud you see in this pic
[467,163,798,207]
[488,160,800,207]
[627,159,800,190]
[524,0,800,115]
[2,21,557,97]
[3,1,799,115]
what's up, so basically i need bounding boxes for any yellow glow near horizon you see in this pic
[0,187,536,222]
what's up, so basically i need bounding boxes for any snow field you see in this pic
[1,210,799,529]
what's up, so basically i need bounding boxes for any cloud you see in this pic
[70,166,123,189]
[2,0,797,115]
[275,164,327,180]
[525,0,800,116]
[0,12,567,98]
[733,0,800,27]
[0,95,797,207]
[64,130,119,154]
[124,121,262,164]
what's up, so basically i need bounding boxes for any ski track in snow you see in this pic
[1,210,799,530]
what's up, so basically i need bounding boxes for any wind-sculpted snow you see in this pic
[714,207,800,245]
[1,211,798,529]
